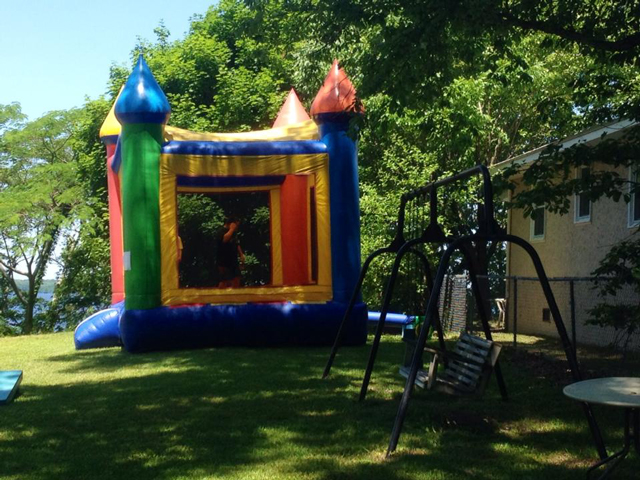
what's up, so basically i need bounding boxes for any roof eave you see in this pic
[491,119,638,175]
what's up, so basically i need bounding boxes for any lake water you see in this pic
[39,292,54,302]
[6,291,54,315]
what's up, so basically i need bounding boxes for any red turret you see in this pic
[310,60,364,116]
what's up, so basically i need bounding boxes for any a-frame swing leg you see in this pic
[502,234,607,460]
[399,248,448,365]
[323,246,393,378]
[387,239,460,456]
[461,242,508,400]
[359,239,441,402]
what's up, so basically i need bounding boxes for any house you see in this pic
[493,120,639,349]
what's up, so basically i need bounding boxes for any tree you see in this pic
[63,0,639,322]
[44,216,112,331]
[0,275,20,335]
[0,108,81,334]
[588,239,640,356]
[44,99,113,329]
[108,0,304,133]
[292,6,606,308]
[308,1,640,88]
[303,0,640,303]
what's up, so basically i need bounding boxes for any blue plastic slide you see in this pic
[74,302,124,350]
[367,310,414,326]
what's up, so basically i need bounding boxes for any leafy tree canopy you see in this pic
[0,108,81,334]
[41,0,640,331]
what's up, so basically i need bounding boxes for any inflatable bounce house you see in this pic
[74,56,367,353]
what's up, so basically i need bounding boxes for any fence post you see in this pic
[513,277,518,348]
[503,279,509,332]
[569,279,577,362]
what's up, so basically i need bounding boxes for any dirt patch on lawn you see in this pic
[438,410,499,434]
[505,348,575,386]
[504,346,618,386]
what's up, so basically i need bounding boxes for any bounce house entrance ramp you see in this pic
[0,370,23,405]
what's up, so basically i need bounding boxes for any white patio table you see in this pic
[563,377,640,479]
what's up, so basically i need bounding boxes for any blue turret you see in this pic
[115,55,171,125]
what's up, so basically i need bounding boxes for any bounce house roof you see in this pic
[102,116,319,143]
[102,109,319,144]
[100,58,362,141]
[164,120,319,142]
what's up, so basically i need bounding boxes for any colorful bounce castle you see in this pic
[74,56,367,353]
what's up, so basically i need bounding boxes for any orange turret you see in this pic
[273,89,310,127]
[310,60,364,116]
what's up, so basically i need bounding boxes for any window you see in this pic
[574,167,591,223]
[530,206,545,240]
[630,166,640,227]
[175,174,321,290]
[542,308,551,323]
[177,191,272,289]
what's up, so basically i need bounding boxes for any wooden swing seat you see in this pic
[399,332,502,396]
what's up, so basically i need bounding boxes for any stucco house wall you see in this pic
[507,163,634,279]
[496,120,639,348]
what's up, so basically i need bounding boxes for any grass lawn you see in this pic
[1,331,638,479]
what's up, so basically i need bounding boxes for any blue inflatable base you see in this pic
[120,301,367,353]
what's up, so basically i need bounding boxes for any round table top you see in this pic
[563,377,640,408]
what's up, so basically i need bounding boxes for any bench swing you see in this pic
[399,331,502,396]
[323,165,608,461]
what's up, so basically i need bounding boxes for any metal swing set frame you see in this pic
[323,165,608,460]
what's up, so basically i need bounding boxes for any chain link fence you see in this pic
[368,268,640,355]
[489,276,640,353]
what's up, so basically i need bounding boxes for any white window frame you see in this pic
[530,205,545,241]
[629,165,640,228]
[574,166,592,223]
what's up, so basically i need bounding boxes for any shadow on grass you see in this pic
[2,338,638,479]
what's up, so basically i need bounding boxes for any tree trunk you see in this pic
[20,229,59,335]
[22,295,35,334]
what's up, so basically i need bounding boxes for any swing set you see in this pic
[323,165,608,460]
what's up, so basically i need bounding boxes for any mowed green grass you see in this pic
[0,332,638,480]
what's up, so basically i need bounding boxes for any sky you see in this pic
[0,0,215,278]
[0,0,216,120]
